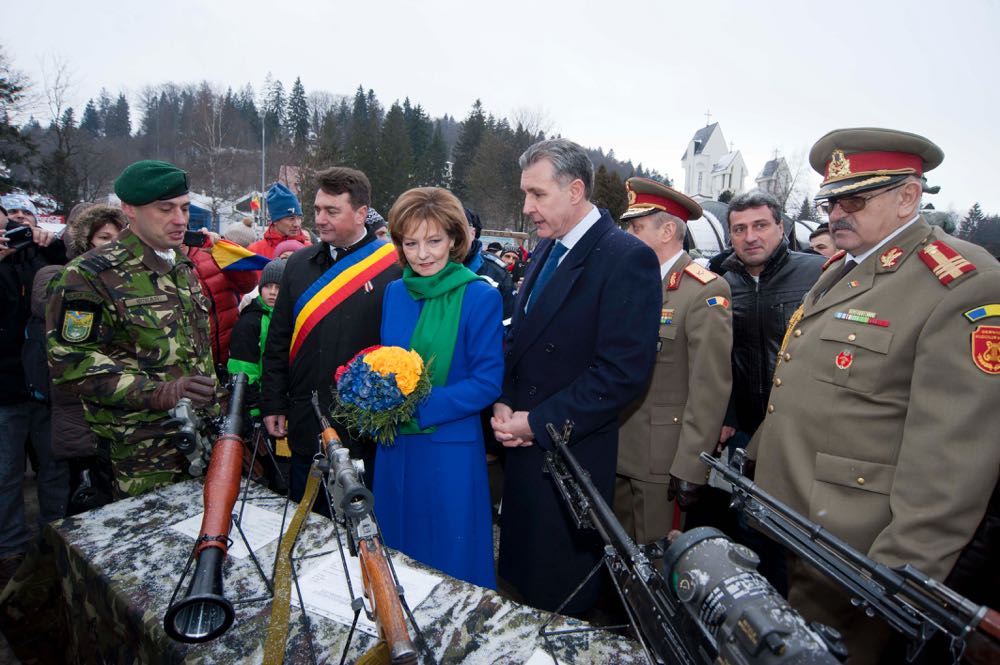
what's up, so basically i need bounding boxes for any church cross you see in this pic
[704,109,712,125]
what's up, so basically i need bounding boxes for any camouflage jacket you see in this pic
[47,229,220,447]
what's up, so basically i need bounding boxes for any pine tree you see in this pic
[262,75,285,144]
[959,202,985,239]
[104,93,131,138]
[374,101,414,211]
[345,86,380,178]
[421,122,448,187]
[80,99,102,136]
[796,196,816,221]
[287,77,310,150]
[450,100,487,199]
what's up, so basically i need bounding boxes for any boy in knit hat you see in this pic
[228,258,289,488]
[248,183,311,259]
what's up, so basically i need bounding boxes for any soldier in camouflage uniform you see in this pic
[46,160,222,498]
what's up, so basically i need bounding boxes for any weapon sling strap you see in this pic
[263,462,323,665]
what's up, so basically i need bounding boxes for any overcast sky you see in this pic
[6,0,1000,215]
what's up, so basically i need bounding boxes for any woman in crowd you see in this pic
[31,204,126,513]
[375,187,503,588]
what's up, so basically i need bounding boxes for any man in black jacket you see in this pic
[260,168,401,505]
[0,194,69,585]
[686,189,824,591]
[720,190,825,442]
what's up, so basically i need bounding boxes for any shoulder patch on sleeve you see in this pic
[822,249,847,271]
[57,297,101,344]
[705,296,730,309]
[918,240,976,287]
[965,305,1000,323]
[684,263,717,284]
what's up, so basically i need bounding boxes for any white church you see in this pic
[680,122,748,201]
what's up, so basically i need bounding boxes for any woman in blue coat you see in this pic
[375,187,503,589]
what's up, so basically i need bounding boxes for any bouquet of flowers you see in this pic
[332,345,431,445]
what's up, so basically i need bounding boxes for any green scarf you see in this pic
[399,260,480,434]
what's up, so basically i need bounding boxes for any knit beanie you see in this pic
[273,239,305,258]
[365,208,386,231]
[260,259,286,287]
[266,182,302,222]
[223,223,256,247]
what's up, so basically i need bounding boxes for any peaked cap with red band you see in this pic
[809,127,943,200]
[622,177,703,223]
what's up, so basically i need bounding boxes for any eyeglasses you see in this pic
[818,182,907,215]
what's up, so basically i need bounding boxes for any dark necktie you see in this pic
[832,259,858,285]
[816,258,857,301]
[526,241,567,312]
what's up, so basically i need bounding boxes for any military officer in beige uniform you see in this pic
[748,128,1000,664]
[615,178,733,545]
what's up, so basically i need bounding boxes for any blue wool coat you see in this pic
[497,210,662,613]
[374,277,503,589]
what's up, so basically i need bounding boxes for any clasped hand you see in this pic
[490,403,534,447]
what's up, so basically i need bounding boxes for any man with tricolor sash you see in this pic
[746,128,1000,663]
[260,167,401,504]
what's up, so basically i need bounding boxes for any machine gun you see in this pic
[164,372,248,643]
[311,392,422,665]
[702,450,1000,664]
[542,421,842,665]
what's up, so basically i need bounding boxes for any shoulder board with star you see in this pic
[822,249,847,271]
[918,240,977,287]
[683,263,718,284]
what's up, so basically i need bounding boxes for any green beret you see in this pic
[114,160,189,205]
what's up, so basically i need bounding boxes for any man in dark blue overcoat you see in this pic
[492,138,662,614]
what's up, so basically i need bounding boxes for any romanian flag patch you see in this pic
[706,296,730,309]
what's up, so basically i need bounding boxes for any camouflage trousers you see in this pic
[107,436,189,498]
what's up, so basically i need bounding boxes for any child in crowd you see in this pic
[227,259,289,491]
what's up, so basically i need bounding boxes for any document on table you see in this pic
[168,503,286,559]
[524,647,568,665]
[294,550,442,636]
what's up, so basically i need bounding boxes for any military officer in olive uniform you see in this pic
[615,178,733,545]
[747,128,1000,664]
[48,160,222,499]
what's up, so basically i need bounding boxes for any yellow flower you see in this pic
[364,346,424,396]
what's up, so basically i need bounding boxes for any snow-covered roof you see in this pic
[711,151,741,173]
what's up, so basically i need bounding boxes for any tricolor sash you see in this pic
[289,240,397,364]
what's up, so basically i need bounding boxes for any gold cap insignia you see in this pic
[828,149,852,179]
[627,188,637,206]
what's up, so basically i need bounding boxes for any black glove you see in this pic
[668,475,705,511]
[149,375,216,411]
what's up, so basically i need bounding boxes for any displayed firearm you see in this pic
[163,372,248,643]
[542,421,842,665]
[702,449,1000,664]
[166,396,214,476]
[311,392,420,665]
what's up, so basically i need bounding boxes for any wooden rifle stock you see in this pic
[310,391,417,664]
[359,537,417,664]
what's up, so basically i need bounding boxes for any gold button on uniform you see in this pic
[857,477,865,485]
[774,378,782,387]
[672,417,679,424]
[783,353,791,362]
[848,333,857,342]
[794,329,802,337]
[767,404,775,413]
